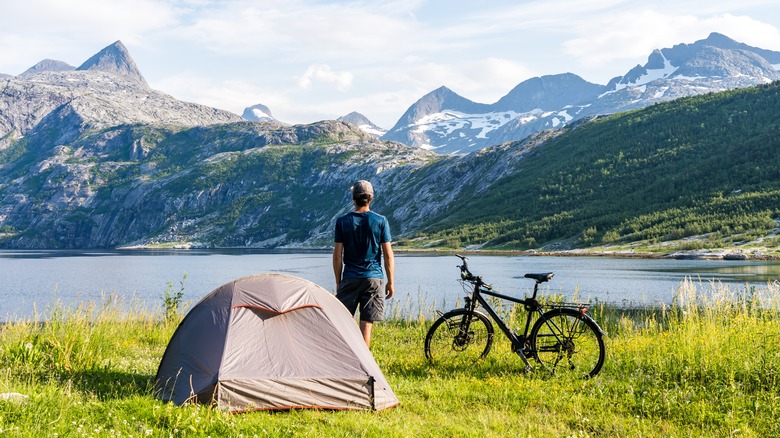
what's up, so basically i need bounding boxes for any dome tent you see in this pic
[154,274,398,412]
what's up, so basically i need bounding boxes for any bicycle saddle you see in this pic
[524,272,554,283]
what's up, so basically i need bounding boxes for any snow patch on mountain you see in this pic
[242,103,277,122]
[357,124,386,136]
[252,108,271,119]
[337,111,386,137]
[412,110,522,140]
[653,86,669,98]
[620,55,675,90]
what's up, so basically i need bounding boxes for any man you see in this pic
[332,180,394,348]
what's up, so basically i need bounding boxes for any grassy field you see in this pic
[1,280,779,437]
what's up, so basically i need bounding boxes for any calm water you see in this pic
[1,249,780,321]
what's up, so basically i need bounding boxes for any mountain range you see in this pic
[1,37,779,253]
[236,33,780,155]
[381,33,780,153]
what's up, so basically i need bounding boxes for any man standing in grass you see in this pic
[332,180,395,348]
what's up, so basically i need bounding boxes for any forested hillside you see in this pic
[416,82,780,252]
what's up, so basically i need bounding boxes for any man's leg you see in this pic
[357,278,384,349]
[359,320,373,348]
[335,279,360,316]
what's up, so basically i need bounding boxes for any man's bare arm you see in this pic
[332,242,344,289]
[382,241,395,299]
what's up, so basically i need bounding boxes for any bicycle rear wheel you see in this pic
[424,308,494,365]
[529,308,605,377]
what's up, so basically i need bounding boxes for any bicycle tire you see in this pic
[424,308,494,365]
[529,308,605,377]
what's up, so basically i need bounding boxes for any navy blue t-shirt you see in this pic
[334,211,392,280]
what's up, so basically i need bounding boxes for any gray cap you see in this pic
[351,180,374,197]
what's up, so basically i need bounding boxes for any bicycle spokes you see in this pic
[424,309,494,365]
[530,309,605,377]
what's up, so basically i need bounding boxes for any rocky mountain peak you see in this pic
[20,59,75,76]
[494,73,604,112]
[672,45,780,80]
[76,40,147,86]
[420,86,486,112]
[388,86,490,130]
[337,111,372,126]
[242,103,275,122]
[337,112,386,137]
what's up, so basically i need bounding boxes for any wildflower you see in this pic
[25,343,33,350]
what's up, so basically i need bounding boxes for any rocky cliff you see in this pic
[0,39,554,248]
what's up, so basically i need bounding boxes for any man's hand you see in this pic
[385,282,395,299]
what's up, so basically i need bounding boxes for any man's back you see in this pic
[335,211,391,280]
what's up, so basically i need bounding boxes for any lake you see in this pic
[2,249,779,321]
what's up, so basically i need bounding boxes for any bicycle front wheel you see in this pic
[530,308,605,377]
[424,308,494,366]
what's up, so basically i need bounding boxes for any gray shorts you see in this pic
[336,278,385,322]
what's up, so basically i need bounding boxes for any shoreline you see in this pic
[375,247,780,261]
[3,245,779,261]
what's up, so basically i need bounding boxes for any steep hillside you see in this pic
[416,81,780,251]
[0,120,436,248]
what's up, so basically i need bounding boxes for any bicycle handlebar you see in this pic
[455,254,491,288]
[455,253,472,278]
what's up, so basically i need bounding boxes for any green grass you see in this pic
[2,281,780,437]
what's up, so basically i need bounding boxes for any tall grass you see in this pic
[1,280,779,436]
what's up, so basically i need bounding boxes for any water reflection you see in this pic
[638,261,780,283]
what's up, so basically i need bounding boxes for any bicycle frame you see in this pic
[461,277,543,369]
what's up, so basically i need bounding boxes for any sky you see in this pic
[2,0,780,129]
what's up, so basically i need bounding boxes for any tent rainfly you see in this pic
[154,274,399,412]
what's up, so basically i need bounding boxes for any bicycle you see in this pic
[424,254,606,377]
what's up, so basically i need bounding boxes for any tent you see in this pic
[154,273,399,412]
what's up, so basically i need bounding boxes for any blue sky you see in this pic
[2,0,780,128]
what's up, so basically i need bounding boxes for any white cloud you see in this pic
[297,64,353,91]
[0,0,177,73]
[172,0,423,62]
[3,0,780,127]
[563,10,780,69]
[152,74,288,117]
[0,0,175,42]
[459,58,537,103]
